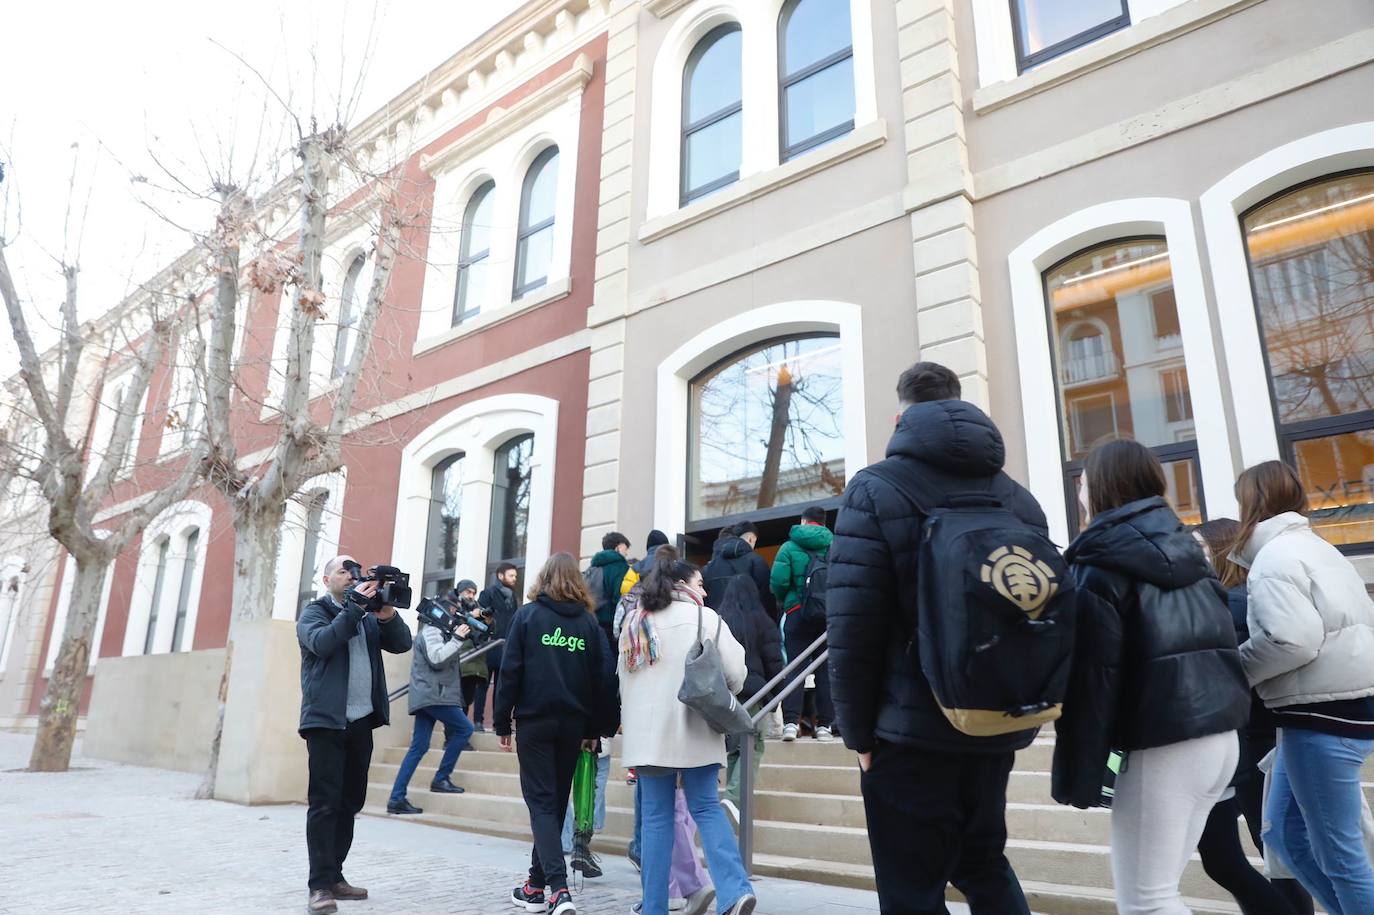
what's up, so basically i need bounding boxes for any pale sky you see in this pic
[0,0,523,362]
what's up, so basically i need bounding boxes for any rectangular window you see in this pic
[1151,289,1181,341]
[170,529,200,652]
[1010,0,1130,72]
[1069,393,1118,453]
[1162,368,1193,424]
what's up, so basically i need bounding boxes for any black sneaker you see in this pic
[386,799,423,815]
[548,888,576,915]
[512,882,545,913]
[430,777,465,794]
[570,835,603,879]
[628,844,641,873]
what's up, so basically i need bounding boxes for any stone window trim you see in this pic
[271,470,348,622]
[120,500,213,657]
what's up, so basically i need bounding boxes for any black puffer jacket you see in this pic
[703,537,776,618]
[718,600,785,702]
[827,400,1049,755]
[1052,497,1249,809]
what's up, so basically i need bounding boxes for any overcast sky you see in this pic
[0,0,523,361]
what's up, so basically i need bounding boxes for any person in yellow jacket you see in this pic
[620,530,671,595]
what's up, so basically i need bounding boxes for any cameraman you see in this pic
[298,555,412,915]
[451,580,494,731]
[387,590,475,817]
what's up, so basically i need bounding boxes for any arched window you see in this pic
[170,527,200,652]
[689,335,845,524]
[296,491,329,617]
[1242,169,1374,548]
[681,24,743,205]
[1045,238,1201,535]
[0,572,21,672]
[454,181,495,325]
[778,0,854,161]
[423,453,465,598]
[488,435,533,585]
[333,253,365,379]
[142,536,171,655]
[514,148,560,297]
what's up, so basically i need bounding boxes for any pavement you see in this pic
[0,731,908,914]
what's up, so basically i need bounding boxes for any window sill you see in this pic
[411,276,572,356]
[638,119,888,245]
[972,0,1264,115]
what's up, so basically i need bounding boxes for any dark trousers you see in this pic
[861,741,1030,915]
[462,674,488,726]
[781,611,832,727]
[1236,732,1316,915]
[1199,797,1304,914]
[304,719,374,891]
[515,715,585,892]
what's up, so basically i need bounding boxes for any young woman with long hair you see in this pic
[1053,440,1250,914]
[1233,461,1374,914]
[493,552,616,915]
[619,554,757,915]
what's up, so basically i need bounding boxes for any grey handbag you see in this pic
[678,601,755,735]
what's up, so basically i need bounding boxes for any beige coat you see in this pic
[618,593,747,770]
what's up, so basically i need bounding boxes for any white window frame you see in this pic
[0,556,26,675]
[121,500,213,656]
[43,537,117,676]
[87,370,148,480]
[1199,122,1374,471]
[272,469,349,621]
[654,299,868,539]
[644,0,879,222]
[1007,197,1234,545]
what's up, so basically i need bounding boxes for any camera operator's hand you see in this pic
[499,734,513,753]
[354,581,380,600]
[375,603,397,622]
[455,623,472,639]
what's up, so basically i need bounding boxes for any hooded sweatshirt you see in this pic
[587,550,631,627]
[770,524,834,613]
[492,593,617,739]
[703,536,775,616]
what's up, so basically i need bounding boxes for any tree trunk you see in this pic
[29,556,107,772]
[196,504,285,799]
[757,365,795,510]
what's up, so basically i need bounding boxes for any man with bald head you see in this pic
[298,555,413,914]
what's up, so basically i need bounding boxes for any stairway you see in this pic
[361,726,1368,913]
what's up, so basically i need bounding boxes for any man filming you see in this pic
[298,555,413,914]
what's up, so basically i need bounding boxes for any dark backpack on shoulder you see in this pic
[798,550,829,624]
[866,463,1076,738]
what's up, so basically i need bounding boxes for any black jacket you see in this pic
[493,594,618,739]
[479,579,519,669]
[297,595,413,733]
[827,400,1049,755]
[1052,497,1250,808]
[703,537,776,618]
[1228,585,1279,739]
[718,601,785,702]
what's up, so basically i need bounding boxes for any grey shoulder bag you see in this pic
[678,602,754,735]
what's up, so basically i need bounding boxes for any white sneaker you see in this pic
[720,798,740,826]
[683,885,716,915]
[781,723,798,742]
[724,894,757,915]
[815,726,834,742]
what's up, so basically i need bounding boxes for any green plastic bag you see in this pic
[573,748,596,835]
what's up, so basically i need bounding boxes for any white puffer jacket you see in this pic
[1235,512,1374,707]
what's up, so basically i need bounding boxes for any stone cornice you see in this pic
[644,0,694,18]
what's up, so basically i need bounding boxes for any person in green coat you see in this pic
[769,506,834,742]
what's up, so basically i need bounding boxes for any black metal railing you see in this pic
[386,638,505,703]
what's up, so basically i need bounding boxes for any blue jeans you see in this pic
[1265,728,1374,915]
[561,752,611,853]
[640,765,754,915]
[388,705,474,805]
[629,779,642,860]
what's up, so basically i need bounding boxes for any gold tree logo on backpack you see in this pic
[980,546,1058,618]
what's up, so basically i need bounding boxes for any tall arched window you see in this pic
[514,148,560,297]
[170,527,200,652]
[1045,238,1201,535]
[454,181,495,325]
[689,335,845,524]
[779,0,854,161]
[681,24,743,205]
[142,537,171,655]
[296,491,329,617]
[423,453,465,598]
[333,253,365,379]
[0,573,21,672]
[1242,169,1374,548]
[488,435,533,585]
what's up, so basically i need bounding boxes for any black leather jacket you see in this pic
[1052,497,1249,808]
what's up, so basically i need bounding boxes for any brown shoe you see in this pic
[307,889,338,914]
[332,881,368,901]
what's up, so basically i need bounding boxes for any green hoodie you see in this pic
[587,549,630,625]
[770,523,834,612]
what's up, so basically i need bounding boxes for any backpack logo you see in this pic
[980,546,1058,618]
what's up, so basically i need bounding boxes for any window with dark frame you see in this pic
[170,528,200,652]
[454,180,495,326]
[487,435,533,590]
[142,537,171,654]
[423,453,465,599]
[333,253,365,379]
[296,491,329,618]
[513,147,559,298]
[681,24,743,206]
[1241,168,1374,550]
[1010,0,1130,73]
[778,0,855,162]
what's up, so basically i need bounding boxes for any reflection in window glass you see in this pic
[454,181,495,325]
[488,435,533,587]
[682,25,743,204]
[690,336,846,521]
[1070,457,1203,533]
[515,148,559,296]
[1244,170,1374,546]
[423,454,465,598]
[1012,0,1129,69]
[780,0,854,159]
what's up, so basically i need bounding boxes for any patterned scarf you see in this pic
[620,585,702,672]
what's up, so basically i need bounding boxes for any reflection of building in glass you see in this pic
[423,454,465,598]
[689,336,845,522]
[488,434,533,585]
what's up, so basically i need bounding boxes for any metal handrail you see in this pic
[386,638,505,703]
[737,630,827,872]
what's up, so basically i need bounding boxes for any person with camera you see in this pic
[298,555,413,915]
[386,590,477,816]
[450,579,494,731]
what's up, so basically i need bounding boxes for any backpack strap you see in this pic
[865,462,1001,514]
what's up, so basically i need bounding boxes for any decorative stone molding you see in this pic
[644,0,694,17]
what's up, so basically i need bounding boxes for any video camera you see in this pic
[342,561,413,611]
[416,596,492,642]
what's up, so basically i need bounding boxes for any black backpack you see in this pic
[797,550,829,624]
[866,463,1076,738]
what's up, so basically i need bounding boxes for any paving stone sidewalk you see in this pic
[0,732,896,914]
